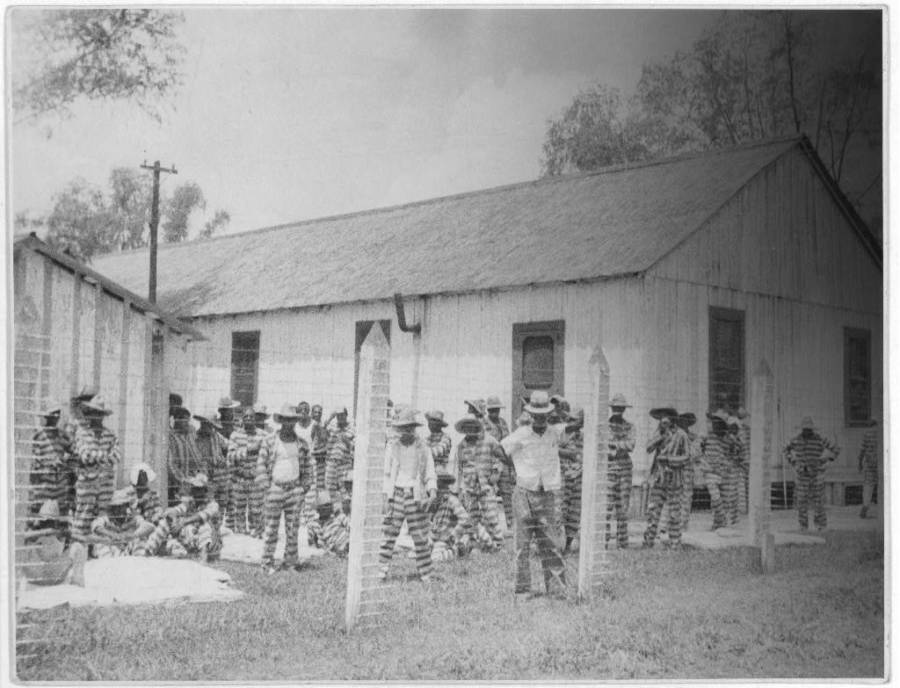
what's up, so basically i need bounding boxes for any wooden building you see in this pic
[13,233,204,491]
[93,136,883,504]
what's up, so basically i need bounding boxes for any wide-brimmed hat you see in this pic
[800,415,815,430]
[436,471,456,486]
[71,385,98,403]
[455,414,483,434]
[464,398,486,416]
[726,415,740,429]
[110,487,135,507]
[38,499,60,519]
[252,403,270,418]
[392,408,421,428]
[609,393,631,408]
[171,406,191,419]
[485,396,504,410]
[129,462,157,485]
[706,408,730,424]
[676,412,697,429]
[192,413,223,431]
[550,394,566,407]
[334,407,349,416]
[524,390,553,415]
[217,396,241,410]
[41,406,62,419]
[273,403,301,423]
[188,473,209,489]
[650,406,678,421]
[425,410,448,427]
[81,395,113,416]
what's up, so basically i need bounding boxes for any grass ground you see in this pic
[17,530,883,681]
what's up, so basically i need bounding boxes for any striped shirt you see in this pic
[701,434,740,475]
[783,432,839,476]
[195,428,230,482]
[168,428,205,495]
[134,490,163,524]
[321,512,350,554]
[163,498,220,525]
[71,424,120,478]
[454,435,506,492]
[858,428,879,479]
[31,429,72,507]
[608,419,636,461]
[559,429,584,480]
[325,426,355,492]
[483,417,510,443]
[426,432,453,470]
[432,491,470,540]
[228,429,266,480]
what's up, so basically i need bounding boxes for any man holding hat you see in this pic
[30,406,74,535]
[606,394,636,549]
[227,407,266,534]
[257,404,313,573]
[643,407,690,548]
[168,405,204,506]
[454,413,507,551]
[69,395,120,544]
[501,390,567,599]
[425,410,453,473]
[782,416,839,531]
[378,409,437,582]
[858,419,880,519]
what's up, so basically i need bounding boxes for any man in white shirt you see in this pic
[501,390,567,599]
[378,409,437,582]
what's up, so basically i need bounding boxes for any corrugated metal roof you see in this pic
[92,137,805,318]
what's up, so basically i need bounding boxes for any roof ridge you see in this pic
[94,135,803,262]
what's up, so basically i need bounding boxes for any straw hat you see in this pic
[524,391,553,415]
[217,397,241,410]
[650,406,678,421]
[188,473,209,489]
[455,414,483,434]
[676,412,697,429]
[81,395,113,416]
[485,396,504,410]
[392,408,421,428]
[273,404,301,423]
[706,409,730,424]
[800,415,815,430]
[425,410,448,427]
[252,403,270,418]
[609,393,631,408]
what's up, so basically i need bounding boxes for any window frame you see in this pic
[844,326,872,427]
[230,330,260,408]
[708,306,746,412]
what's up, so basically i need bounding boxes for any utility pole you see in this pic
[140,160,177,303]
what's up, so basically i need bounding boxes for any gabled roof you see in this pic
[91,136,878,318]
[14,233,205,340]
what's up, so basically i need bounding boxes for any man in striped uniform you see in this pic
[430,471,472,561]
[90,488,154,557]
[310,404,330,478]
[144,474,222,562]
[606,394,636,548]
[30,407,74,535]
[453,414,506,551]
[723,415,745,526]
[424,410,452,473]
[642,407,689,548]
[293,402,320,533]
[216,397,241,527]
[736,408,751,514]
[484,396,514,532]
[700,409,741,530]
[257,404,313,574]
[69,395,120,545]
[783,416,839,531]
[130,462,164,525]
[325,408,355,508]
[195,412,231,519]
[378,409,437,582]
[227,407,265,534]
[559,408,584,553]
[675,412,702,533]
[250,404,273,536]
[168,406,204,506]
[858,420,879,519]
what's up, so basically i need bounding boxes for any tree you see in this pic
[10,9,185,124]
[42,169,229,262]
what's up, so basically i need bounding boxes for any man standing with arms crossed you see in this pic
[501,390,567,600]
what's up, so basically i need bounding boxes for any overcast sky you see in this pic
[9,8,721,235]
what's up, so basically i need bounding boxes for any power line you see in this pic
[140,160,178,303]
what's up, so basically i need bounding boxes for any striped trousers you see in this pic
[722,462,739,526]
[513,486,565,594]
[379,488,433,577]
[679,463,694,532]
[796,471,827,529]
[249,478,266,537]
[461,486,504,547]
[643,470,683,546]
[71,472,115,540]
[145,519,220,558]
[704,470,726,529]
[605,459,632,547]
[227,476,255,534]
[262,481,305,567]
[213,469,232,527]
[562,470,582,542]
[497,464,516,529]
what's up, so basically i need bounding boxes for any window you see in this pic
[709,307,745,412]
[231,331,260,408]
[512,320,564,418]
[354,320,391,416]
[844,327,871,425]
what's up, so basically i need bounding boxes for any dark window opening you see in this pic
[844,327,872,426]
[231,331,260,408]
[709,307,745,412]
[512,320,564,419]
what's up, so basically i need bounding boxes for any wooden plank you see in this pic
[117,304,131,486]
[93,282,103,392]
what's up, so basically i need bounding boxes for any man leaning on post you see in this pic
[501,390,567,600]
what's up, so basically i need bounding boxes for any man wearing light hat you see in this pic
[501,390,567,599]
[257,404,313,573]
[606,394,636,549]
[643,406,689,548]
[69,394,120,544]
[378,409,437,582]
[454,413,506,551]
[782,416,839,531]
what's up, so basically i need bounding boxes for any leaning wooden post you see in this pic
[345,325,390,631]
[749,358,775,573]
[578,346,610,600]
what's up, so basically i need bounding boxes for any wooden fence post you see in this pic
[749,358,775,573]
[345,325,390,631]
[577,346,611,600]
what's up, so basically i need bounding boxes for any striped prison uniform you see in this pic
[167,427,205,506]
[134,489,164,524]
[426,431,453,473]
[783,432,838,530]
[606,418,635,547]
[431,489,471,554]
[70,424,120,541]
[294,421,319,532]
[700,433,740,529]
[455,435,506,548]
[380,437,437,578]
[485,416,515,529]
[196,428,231,520]
[90,511,154,557]
[257,432,312,567]
[737,421,751,514]
[145,499,222,558]
[559,428,584,544]
[30,428,74,524]
[321,512,350,555]
[325,425,355,497]
[858,427,879,511]
[678,431,702,532]
[643,427,689,547]
[227,428,265,534]
[722,431,745,526]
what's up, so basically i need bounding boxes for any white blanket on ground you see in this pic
[17,557,244,610]
[218,525,324,564]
